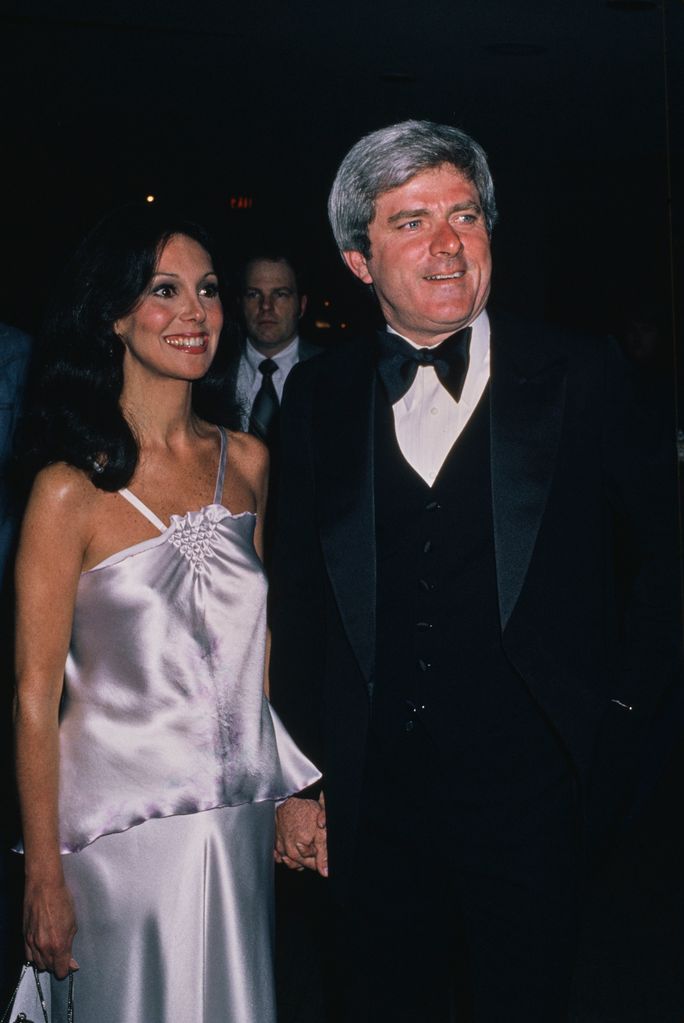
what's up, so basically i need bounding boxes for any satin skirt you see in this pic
[51,802,276,1023]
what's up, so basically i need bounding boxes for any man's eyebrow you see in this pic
[386,200,481,224]
[245,286,294,293]
[448,200,482,214]
[387,207,430,224]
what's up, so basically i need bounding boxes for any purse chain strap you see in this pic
[1,962,74,1023]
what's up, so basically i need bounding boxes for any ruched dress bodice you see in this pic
[57,429,318,853]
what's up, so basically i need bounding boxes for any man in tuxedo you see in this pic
[269,121,681,1022]
[236,254,321,442]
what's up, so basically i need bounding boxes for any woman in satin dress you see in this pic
[13,204,319,1022]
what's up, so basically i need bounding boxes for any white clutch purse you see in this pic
[1,962,73,1023]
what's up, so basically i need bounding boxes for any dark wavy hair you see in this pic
[22,202,241,491]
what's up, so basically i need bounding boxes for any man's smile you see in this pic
[424,271,466,281]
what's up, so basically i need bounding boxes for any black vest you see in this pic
[372,385,563,779]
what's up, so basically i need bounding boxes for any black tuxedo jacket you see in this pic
[269,313,681,890]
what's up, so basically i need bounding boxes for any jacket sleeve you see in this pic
[268,361,327,780]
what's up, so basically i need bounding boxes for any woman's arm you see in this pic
[14,464,95,978]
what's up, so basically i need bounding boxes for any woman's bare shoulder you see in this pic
[17,464,103,574]
[28,463,100,522]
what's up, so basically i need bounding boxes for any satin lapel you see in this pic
[315,341,376,685]
[490,318,567,630]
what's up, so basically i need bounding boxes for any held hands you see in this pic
[23,880,79,979]
[275,793,328,877]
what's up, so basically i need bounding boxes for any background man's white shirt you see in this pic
[388,309,491,486]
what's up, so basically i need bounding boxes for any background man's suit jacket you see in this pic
[269,313,682,893]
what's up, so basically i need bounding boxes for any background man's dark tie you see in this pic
[249,358,280,444]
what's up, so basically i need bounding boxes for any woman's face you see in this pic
[114,233,223,383]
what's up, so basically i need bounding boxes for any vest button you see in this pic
[418,659,432,672]
[425,501,441,511]
[404,720,415,733]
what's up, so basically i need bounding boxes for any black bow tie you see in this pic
[376,327,472,404]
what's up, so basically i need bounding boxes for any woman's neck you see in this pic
[120,373,202,451]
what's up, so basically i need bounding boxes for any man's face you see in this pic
[343,164,492,346]
[241,258,307,355]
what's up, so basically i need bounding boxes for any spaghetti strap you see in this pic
[118,489,168,533]
[119,428,225,529]
[213,427,227,504]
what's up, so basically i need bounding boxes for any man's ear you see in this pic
[298,294,308,318]
[342,250,373,285]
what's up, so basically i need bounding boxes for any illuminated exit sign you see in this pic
[229,196,254,209]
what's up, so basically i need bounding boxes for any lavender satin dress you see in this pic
[49,428,320,1022]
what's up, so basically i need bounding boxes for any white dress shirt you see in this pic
[237,336,301,429]
[388,310,490,486]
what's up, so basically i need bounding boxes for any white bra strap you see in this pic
[118,488,168,533]
[213,426,227,504]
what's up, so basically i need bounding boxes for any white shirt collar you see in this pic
[244,335,300,374]
[384,304,490,349]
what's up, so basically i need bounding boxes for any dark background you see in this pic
[1,0,682,366]
[1,1,682,1018]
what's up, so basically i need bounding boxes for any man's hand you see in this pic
[275,794,327,877]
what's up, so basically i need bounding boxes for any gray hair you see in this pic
[328,120,498,258]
